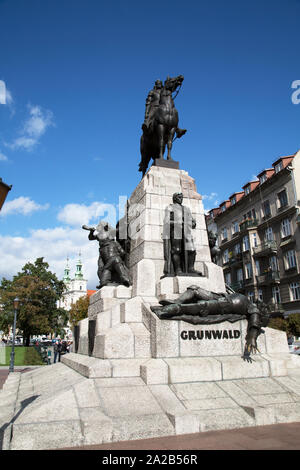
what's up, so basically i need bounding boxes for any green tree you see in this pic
[286,314,300,337]
[69,295,90,327]
[268,317,287,332]
[0,257,67,346]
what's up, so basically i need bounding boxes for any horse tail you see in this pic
[139,134,151,177]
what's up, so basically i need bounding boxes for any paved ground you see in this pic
[61,422,300,450]
[2,367,300,451]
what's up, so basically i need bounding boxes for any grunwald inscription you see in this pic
[180,329,241,340]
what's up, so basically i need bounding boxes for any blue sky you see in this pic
[1,0,300,288]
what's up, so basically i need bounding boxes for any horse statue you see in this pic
[138,75,187,176]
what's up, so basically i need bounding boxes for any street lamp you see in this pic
[9,297,20,373]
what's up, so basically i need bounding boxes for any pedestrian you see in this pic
[54,340,61,363]
[47,348,52,365]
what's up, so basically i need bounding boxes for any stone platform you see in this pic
[2,165,300,449]
[2,358,300,450]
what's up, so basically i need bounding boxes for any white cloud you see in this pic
[0,196,49,217]
[202,192,219,213]
[7,104,54,151]
[57,201,118,227]
[0,150,8,161]
[0,227,99,289]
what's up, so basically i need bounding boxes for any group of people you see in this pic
[52,339,72,364]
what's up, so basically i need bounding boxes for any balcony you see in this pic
[253,241,277,257]
[229,281,245,292]
[256,270,280,285]
[228,253,243,266]
[268,303,284,316]
[239,219,258,232]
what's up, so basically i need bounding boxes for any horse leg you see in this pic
[156,123,165,159]
[166,128,176,160]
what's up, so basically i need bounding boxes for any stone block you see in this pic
[174,272,225,295]
[61,353,111,378]
[94,377,145,388]
[73,380,101,408]
[261,353,290,377]
[171,382,227,401]
[77,334,88,356]
[194,408,255,432]
[93,324,134,359]
[111,304,121,327]
[114,285,132,299]
[264,327,290,354]
[157,277,175,297]
[218,355,270,380]
[140,359,169,385]
[166,357,222,383]
[179,321,244,357]
[132,259,156,297]
[110,359,148,377]
[150,313,179,358]
[120,296,143,323]
[149,384,186,414]
[95,309,111,332]
[10,421,84,450]
[80,407,113,445]
[166,412,200,435]
[98,385,163,417]
[110,413,174,443]
[128,323,151,358]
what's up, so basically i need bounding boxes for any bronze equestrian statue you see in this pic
[139,75,187,176]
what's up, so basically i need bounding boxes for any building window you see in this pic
[234,243,241,255]
[80,285,82,290]
[243,235,250,251]
[281,218,291,238]
[221,227,228,241]
[259,174,267,184]
[265,227,274,241]
[232,221,239,235]
[278,189,288,209]
[275,161,283,173]
[221,205,226,213]
[255,260,261,275]
[290,282,300,301]
[269,255,278,272]
[245,186,251,196]
[258,289,263,302]
[245,262,252,279]
[262,200,271,218]
[272,286,281,303]
[225,272,231,285]
[223,249,229,264]
[243,209,256,221]
[248,291,255,302]
[230,196,236,205]
[237,268,244,282]
[284,249,297,269]
[251,232,258,248]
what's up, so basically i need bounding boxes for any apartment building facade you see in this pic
[206,150,300,317]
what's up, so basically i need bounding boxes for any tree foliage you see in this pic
[286,314,300,337]
[0,257,68,345]
[268,314,300,338]
[69,295,90,327]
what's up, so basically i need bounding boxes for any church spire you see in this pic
[63,257,71,283]
[75,251,83,280]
